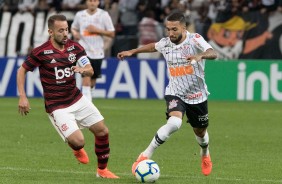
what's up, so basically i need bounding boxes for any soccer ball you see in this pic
[135,159,160,183]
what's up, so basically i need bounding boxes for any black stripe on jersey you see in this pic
[32,41,50,56]
[190,46,199,104]
[177,47,189,96]
[24,59,36,69]
[40,73,55,80]
[168,45,174,95]
[46,90,81,109]
[173,45,187,97]
[191,46,206,103]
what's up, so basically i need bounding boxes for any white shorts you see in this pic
[48,95,104,142]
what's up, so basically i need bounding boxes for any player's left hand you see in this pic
[86,25,101,34]
[117,51,133,60]
[71,66,84,74]
[186,55,202,63]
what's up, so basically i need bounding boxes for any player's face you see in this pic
[87,0,100,11]
[165,21,186,44]
[49,20,69,46]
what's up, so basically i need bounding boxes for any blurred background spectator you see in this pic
[118,0,139,35]
[100,0,119,57]
[1,0,20,13]
[137,9,163,59]
[61,0,86,11]
[18,0,38,13]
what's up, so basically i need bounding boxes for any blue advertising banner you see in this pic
[92,58,168,99]
[1,57,282,102]
[0,57,169,99]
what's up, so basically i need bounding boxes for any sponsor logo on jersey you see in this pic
[169,65,194,77]
[44,49,54,54]
[68,53,76,63]
[67,45,75,51]
[54,67,74,80]
[168,99,178,109]
[188,92,203,99]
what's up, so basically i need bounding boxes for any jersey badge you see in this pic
[68,53,76,63]
[168,99,178,109]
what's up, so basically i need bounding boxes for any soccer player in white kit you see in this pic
[117,12,217,176]
[17,14,119,179]
[71,0,115,101]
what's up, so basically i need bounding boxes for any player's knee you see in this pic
[68,138,85,150]
[167,116,182,131]
[89,121,109,136]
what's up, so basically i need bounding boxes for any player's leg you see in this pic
[77,96,119,178]
[67,130,89,164]
[132,95,185,175]
[90,59,102,97]
[88,121,118,178]
[81,75,92,101]
[186,100,212,176]
[48,107,89,164]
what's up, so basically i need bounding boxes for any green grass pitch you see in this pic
[0,98,282,184]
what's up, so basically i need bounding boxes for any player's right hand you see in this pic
[18,96,30,116]
[117,51,132,60]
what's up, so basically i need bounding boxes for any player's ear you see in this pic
[48,29,53,37]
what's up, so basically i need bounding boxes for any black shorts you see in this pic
[88,58,103,79]
[164,95,209,128]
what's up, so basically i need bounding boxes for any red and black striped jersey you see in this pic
[22,39,86,113]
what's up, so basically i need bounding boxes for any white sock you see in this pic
[82,86,92,101]
[195,131,210,156]
[143,116,182,158]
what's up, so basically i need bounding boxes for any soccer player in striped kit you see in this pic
[17,14,118,179]
[117,12,217,176]
[71,0,115,101]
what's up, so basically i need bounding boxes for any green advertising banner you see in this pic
[205,60,282,102]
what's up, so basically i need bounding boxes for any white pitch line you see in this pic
[0,167,282,183]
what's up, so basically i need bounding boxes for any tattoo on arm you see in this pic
[200,49,217,59]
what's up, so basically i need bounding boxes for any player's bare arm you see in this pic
[117,43,157,60]
[17,66,30,116]
[199,48,217,59]
[86,25,115,38]
[186,48,217,62]
[72,64,94,76]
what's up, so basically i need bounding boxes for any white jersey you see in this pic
[155,31,213,104]
[71,9,115,59]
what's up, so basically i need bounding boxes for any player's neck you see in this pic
[176,32,187,45]
[50,39,65,51]
[87,8,97,15]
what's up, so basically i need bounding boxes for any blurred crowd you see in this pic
[1,0,281,36]
[0,0,282,58]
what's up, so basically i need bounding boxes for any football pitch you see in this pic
[0,98,281,184]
